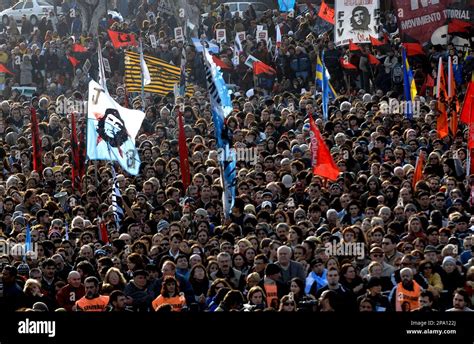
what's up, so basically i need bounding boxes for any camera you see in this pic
[298,298,318,312]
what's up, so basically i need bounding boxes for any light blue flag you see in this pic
[24,222,31,262]
[278,0,295,12]
[203,47,236,219]
[87,80,145,175]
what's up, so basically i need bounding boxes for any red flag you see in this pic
[0,63,14,75]
[67,55,80,68]
[436,57,447,101]
[70,113,80,191]
[340,57,357,70]
[412,152,425,189]
[99,222,109,244]
[450,111,458,136]
[461,81,474,125]
[436,101,449,139]
[448,19,472,35]
[178,109,191,191]
[107,30,138,49]
[369,36,384,46]
[309,115,339,180]
[426,74,435,87]
[403,43,425,56]
[349,40,360,52]
[212,55,233,70]
[253,61,276,75]
[318,1,334,24]
[72,43,88,52]
[31,108,42,173]
[368,54,381,65]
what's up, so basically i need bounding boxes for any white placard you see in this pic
[256,30,268,43]
[174,27,184,43]
[257,25,264,31]
[216,29,226,43]
[149,34,157,48]
[237,31,246,43]
[334,0,380,46]
[244,54,261,69]
[103,58,111,73]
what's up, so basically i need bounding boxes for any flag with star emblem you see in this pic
[86,80,145,175]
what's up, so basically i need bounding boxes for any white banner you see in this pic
[334,0,380,46]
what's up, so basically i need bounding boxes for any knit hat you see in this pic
[157,220,170,232]
[442,256,457,267]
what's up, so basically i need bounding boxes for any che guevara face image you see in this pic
[350,6,371,31]
[97,108,129,148]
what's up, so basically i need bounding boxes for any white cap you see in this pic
[262,201,272,209]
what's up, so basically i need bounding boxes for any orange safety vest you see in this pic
[152,294,186,311]
[75,295,109,312]
[395,281,421,312]
[264,284,278,309]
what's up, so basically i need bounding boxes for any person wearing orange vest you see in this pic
[260,263,286,309]
[75,276,109,312]
[151,276,186,311]
[389,267,421,312]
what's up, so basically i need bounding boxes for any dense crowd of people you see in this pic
[0,0,473,313]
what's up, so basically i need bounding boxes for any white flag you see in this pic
[140,50,151,85]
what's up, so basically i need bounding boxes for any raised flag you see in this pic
[278,0,295,12]
[67,55,80,68]
[436,57,447,100]
[70,112,81,191]
[0,63,14,75]
[25,223,31,257]
[86,80,145,175]
[124,51,194,96]
[178,108,191,191]
[318,0,334,24]
[369,36,384,46]
[368,53,381,65]
[111,166,124,229]
[349,40,360,52]
[401,48,417,119]
[253,61,276,76]
[460,81,474,124]
[316,55,337,100]
[309,115,339,180]
[140,44,151,86]
[412,152,425,189]
[340,57,357,70]
[203,47,235,219]
[403,43,425,57]
[436,101,449,139]
[31,108,42,172]
[212,55,233,70]
[99,222,109,244]
[108,30,138,48]
[72,43,87,52]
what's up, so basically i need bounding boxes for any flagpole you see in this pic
[139,38,145,111]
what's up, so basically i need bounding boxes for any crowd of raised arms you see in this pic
[0,0,473,312]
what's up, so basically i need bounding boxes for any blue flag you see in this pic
[203,47,236,219]
[278,0,295,12]
[87,80,145,175]
[24,223,31,261]
[321,52,329,122]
